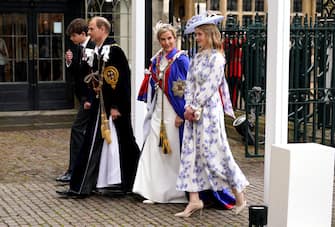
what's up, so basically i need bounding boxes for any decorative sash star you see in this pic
[172,78,186,97]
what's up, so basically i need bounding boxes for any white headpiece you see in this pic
[153,21,165,35]
[153,21,176,39]
[184,11,224,35]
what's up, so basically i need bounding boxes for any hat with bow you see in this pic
[184,11,224,35]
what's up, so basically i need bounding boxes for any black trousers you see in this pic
[68,101,91,174]
[70,99,104,195]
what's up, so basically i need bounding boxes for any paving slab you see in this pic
[0,127,332,226]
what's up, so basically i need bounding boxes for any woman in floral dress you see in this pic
[175,12,249,217]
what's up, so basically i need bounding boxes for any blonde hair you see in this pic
[154,21,177,41]
[197,24,222,50]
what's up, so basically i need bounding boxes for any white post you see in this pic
[132,0,146,146]
[264,0,290,203]
[268,143,335,227]
[119,1,129,56]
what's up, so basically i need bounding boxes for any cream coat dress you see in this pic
[133,56,187,203]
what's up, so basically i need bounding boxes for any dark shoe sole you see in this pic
[56,190,88,199]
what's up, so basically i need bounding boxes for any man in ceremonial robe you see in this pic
[57,16,140,197]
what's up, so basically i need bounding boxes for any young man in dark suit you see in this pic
[56,18,95,183]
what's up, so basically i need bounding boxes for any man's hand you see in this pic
[83,101,91,110]
[93,86,101,93]
[110,108,121,120]
[65,49,73,65]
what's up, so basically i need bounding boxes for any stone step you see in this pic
[0,109,77,131]
[0,109,248,144]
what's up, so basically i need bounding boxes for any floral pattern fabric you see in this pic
[176,49,249,193]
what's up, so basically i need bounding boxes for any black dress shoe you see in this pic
[56,172,71,182]
[56,189,70,196]
[56,189,87,199]
[98,187,127,197]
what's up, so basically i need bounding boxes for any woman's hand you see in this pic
[175,116,184,127]
[184,106,195,122]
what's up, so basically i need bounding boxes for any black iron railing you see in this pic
[181,14,335,157]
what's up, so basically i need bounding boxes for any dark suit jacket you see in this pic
[67,39,95,103]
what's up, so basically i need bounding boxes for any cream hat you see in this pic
[184,11,224,35]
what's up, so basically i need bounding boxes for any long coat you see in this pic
[69,38,140,195]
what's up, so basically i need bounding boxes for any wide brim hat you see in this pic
[184,11,224,35]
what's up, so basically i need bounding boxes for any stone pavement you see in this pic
[0,125,333,226]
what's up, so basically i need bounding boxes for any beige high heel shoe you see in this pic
[142,199,155,204]
[174,200,204,218]
[233,189,247,215]
[234,199,247,215]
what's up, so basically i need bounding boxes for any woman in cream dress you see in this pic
[133,22,189,203]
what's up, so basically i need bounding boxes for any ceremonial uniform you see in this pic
[133,48,189,203]
[69,38,140,195]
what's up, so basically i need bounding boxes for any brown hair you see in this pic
[197,24,222,50]
[66,18,88,36]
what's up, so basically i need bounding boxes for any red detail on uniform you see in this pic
[137,66,152,102]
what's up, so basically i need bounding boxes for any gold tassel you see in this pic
[96,61,112,145]
[101,114,112,144]
[103,129,112,144]
[159,121,171,154]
